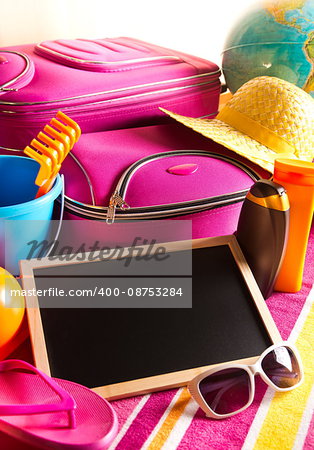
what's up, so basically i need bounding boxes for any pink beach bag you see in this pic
[61,122,269,239]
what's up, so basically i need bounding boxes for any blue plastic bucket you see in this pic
[0,156,62,274]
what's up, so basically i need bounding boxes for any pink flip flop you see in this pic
[0,360,118,449]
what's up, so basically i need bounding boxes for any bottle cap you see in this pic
[274,158,314,186]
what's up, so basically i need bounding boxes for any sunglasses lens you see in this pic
[261,346,301,389]
[199,368,251,416]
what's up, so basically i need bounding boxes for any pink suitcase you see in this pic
[0,37,221,152]
[0,37,267,240]
[60,122,269,239]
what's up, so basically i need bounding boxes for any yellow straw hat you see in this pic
[161,76,314,173]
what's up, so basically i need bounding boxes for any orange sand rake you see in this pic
[24,111,81,198]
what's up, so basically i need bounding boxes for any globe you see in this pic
[222,0,314,97]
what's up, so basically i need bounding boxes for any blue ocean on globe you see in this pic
[222,0,314,97]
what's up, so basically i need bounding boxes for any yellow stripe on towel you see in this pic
[147,388,191,450]
[254,299,314,450]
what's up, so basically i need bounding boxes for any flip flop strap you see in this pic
[0,359,76,428]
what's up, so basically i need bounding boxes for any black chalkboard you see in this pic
[21,236,280,399]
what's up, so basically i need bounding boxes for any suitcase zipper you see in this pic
[63,151,260,223]
[67,190,250,222]
[0,72,220,112]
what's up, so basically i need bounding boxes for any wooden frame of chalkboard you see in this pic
[20,235,281,400]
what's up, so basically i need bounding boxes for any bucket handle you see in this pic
[47,175,64,257]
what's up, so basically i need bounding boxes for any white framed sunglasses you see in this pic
[188,342,304,419]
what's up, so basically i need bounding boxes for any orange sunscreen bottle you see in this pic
[273,158,314,293]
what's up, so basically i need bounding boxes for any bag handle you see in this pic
[46,175,64,257]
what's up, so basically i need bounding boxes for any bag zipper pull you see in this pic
[106,192,130,224]
[0,87,18,92]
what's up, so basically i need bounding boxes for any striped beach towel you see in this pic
[110,226,314,450]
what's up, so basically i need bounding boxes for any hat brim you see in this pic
[161,109,299,173]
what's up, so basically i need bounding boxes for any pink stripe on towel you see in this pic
[178,380,268,450]
[115,389,177,449]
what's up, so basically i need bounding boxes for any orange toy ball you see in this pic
[0,268,25,348]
